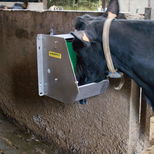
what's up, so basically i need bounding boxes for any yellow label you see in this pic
[48,51,62,59]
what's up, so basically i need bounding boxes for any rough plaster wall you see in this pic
[0,10,130,153]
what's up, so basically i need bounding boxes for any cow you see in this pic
[71,0,154,109]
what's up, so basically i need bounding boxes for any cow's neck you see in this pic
[109,40,138,83]
[108,20,154,109]
[108,20,140,81]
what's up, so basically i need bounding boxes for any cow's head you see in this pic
[72,29,107,85]
[72,0,120,85]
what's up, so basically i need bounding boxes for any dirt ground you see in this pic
[0,111,69,154]
[142,146,154,154]
[1,110,153,154]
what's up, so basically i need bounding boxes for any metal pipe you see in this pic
[102,0,106,11]
[148,0,151,8]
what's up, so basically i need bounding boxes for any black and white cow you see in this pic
[72,0,154,109]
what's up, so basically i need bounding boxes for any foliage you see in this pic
[48,0,101,10]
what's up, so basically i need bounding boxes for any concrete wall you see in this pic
[0,10,139,153]
[119,0,148,14]
[151,0,154,7]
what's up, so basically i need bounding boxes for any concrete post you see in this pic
[43,0,48,10]
[145,7,152,19]
[128,80,140,154]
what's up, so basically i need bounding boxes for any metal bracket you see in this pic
[37,34,47,96]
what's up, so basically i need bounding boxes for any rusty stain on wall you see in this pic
[15,29,29,39]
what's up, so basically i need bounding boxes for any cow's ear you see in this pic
[71,31,90,51]
[106,0,120,18]
[71,31,90,44]
[71,31,91,51]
